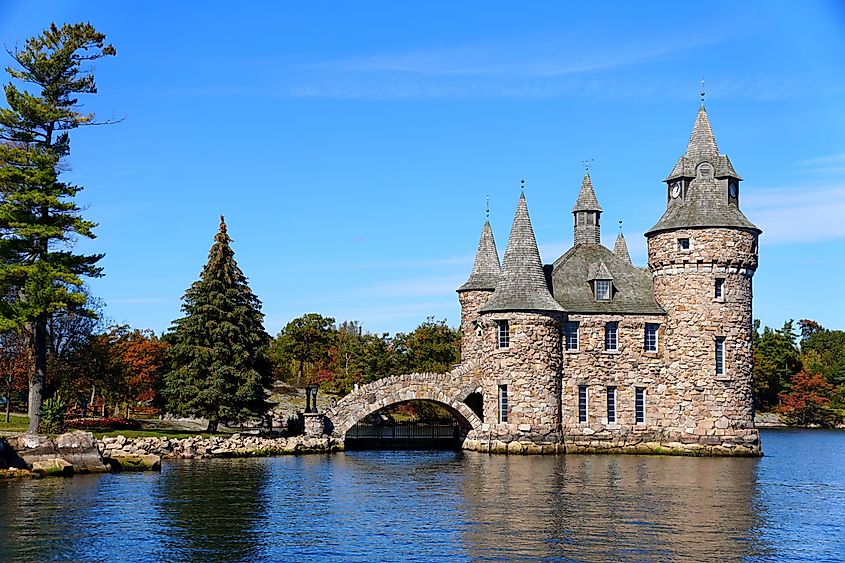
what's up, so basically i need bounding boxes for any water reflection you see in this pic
[158,458,268,562]
[1,430,844,561]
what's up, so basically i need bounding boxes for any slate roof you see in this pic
[613,232,632,264]
[479,193,564,313]
[551,244,665,315]
[572,173,603,212]
[648,106,760,236]
[457,220,501,292]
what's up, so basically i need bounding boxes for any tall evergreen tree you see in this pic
[163,217,272,432]
[0,23,116,432]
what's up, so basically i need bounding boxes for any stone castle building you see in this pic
[456,103,761,456]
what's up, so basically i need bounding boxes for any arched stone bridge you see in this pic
[324,361,482,439]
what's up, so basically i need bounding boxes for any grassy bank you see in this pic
[0,415,29,433]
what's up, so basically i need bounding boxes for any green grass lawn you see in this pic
[0,415,29,433]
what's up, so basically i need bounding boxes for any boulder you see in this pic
[106,454,161,472]
[31,458,74,477]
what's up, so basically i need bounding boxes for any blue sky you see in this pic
[1,2,844,336]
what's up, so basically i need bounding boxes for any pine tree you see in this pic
[163,217,272,432]
[0,23,116,432]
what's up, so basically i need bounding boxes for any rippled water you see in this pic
[1,429,843,561]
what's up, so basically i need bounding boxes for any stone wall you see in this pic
[474,311,562,446]
[647,227,759,453]
[458,290,494,362]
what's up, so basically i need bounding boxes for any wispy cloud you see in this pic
[744,184,845,243]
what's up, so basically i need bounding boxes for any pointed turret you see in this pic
[648,104,759,235]
[457,220,501,292]
[613,232,632,264]
[572,173,603,245]
[480,193,563,313]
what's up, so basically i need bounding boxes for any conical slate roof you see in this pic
[613,232,632,264]
[649,105,759,235]
[479,193,563,313]
[572,173,603,212]
[457,220,501,292]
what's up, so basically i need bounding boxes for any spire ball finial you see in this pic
[700,78,706,106]
[618,219,623,232]
[485,195,490,219]
[520,178,525,191]
[582,159,593,176]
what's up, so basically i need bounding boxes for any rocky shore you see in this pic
[97,433,344,460]
[1,431,344,479]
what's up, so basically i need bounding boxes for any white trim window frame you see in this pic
[565,321,580,351]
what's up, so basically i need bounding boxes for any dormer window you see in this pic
[594,279,611,301]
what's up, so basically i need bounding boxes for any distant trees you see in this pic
[0,23,116,432]
[270,315,460,395]
[162,217,272,432]
[754,318,845,426]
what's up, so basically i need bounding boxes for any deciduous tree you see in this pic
[275,313,335,385]
[0,23,115,431]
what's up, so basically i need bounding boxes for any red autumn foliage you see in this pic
[66,417,141,430]
[776,370,837,426]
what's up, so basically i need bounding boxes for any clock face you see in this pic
[729,181,738,198]
[671,181,681,199]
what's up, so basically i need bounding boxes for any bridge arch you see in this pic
[324,363,482,439]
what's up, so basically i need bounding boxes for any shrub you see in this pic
[66,417,142,431]
[39,397,67,434]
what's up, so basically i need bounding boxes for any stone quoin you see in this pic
[324,103,761,456]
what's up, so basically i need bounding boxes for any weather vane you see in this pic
[700,78,706,105]
[520,178,525,192]
[582,159,594,175]
[485,196,490,219]
[618,219,623,233]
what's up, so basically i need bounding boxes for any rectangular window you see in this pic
[498,384,508,423]
[635,387,646,424]
[644,323,659,353]
[496,319,510,349]
[715,278,725,299]
[716,337,725,376]
[607,386,617,423]
[565,321,580,351]
[595,280,611,301]
[578,385,588,423]
[605,322,618,351]
[678,238,690,251]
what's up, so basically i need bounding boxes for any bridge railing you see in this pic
[346,421,458,440]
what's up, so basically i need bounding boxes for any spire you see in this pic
[457,219,501,292]
[572,172,603,245]
[479,192,563,313]
[614,232,632,264]
[572,172,603,213]
[685,106,719,160]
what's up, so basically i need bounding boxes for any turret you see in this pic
[478,190,563,444]
[456,218,501,361]
[646,102,761,452]
[572,173,602,245]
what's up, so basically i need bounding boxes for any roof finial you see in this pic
[485,196,490,219]
[582,159,593,176]
[618,219,623,233]
[520,178,525,192]
[700,78,706,107]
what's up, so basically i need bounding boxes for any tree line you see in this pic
[753,319,845,426]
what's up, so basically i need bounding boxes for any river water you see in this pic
[0,429,842,561]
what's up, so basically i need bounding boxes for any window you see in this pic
[716,337,726,376]
[635,387,645,424]
[678,238,691,251]
[715,278,725,299]
[586,212,596,226]
[498,385,508,423]
[605,322,618,351]
[495,319,510,349]
[595,280,611,301]
[578,385,588,423]
[644,323,659,353]
[607,386,617,423]
[577,212,586,226]
[565,321,580,351]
